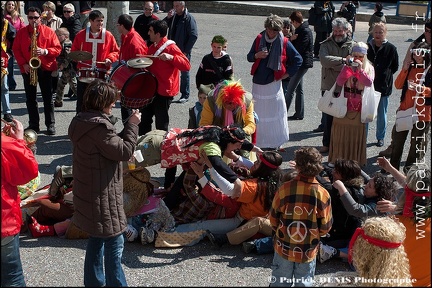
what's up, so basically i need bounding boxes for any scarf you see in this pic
[258,31,283,71]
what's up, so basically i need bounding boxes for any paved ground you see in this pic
[5,4,430,287]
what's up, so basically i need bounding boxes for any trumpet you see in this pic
[2,119,38,148]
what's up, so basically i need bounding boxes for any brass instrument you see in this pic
[2,119,38,149]
[29,26,41,86]
[1,67,7,82]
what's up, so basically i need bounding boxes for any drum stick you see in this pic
[136,54,158,58]
[95,61,106,65]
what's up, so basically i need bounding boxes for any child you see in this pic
[195,35,233,88]
[188,84,214,129]
[54,27,77,107]
[367,2,386,43]
[269,147,333,286]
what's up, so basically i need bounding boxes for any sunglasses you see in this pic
[63,10,73,13]
[28,16,40,19]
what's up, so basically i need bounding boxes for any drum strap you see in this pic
[153,40,175,57]
[85,28,106,68]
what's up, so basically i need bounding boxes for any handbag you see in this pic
[361,85,381,123]
[395,106,418,132]
[318,83,347,118]
[308,6,317,26]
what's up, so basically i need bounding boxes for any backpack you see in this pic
[308,6,318,26]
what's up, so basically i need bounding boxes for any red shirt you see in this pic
[71,28,119,71]
[119,28,148,61]
[12,24,62,72]
[147,37,190,97]
[1,134,39,237]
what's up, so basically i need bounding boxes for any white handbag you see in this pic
[395,106,418,132]
[361,85,381,123]
[318,83,347,118]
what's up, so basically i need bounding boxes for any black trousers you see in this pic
[22,70,55,129]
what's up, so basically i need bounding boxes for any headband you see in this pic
[348,227,402,263]
[226,127,244,143]
[352,46,367,55]
[259,154,278,169]
[402,185,431,217]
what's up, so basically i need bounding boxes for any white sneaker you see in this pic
[140,227,155,245]
[125,224,138,242]
[319,242,337,263]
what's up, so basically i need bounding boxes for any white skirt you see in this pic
[252,80,289,148]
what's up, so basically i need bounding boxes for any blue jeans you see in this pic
[175,213,243,234]
[84,234,127,287]
[285,67,309,118]
[270,252,316,287]
[1,73,12,114]
[375,96,389,141]
[180,54,191,99]
[1,234,26,287]
[255,236,274,254]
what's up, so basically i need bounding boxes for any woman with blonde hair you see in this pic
[4,1,25,91]
[328,41,374,166]
[349,216,412,287]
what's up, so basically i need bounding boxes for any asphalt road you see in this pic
[7,7,430,287]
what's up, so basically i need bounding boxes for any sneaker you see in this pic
[242,241,256,253]
[46,125,56,135]
[176,97,189,104]
[140,227,155,245]
[3,113,14,122]
[49,168,65,197]
[206,231,228,248]
[125,224,138,242]
[376,139,384,147]
[319,242,337,263]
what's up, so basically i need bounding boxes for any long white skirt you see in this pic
[252,80,289,148]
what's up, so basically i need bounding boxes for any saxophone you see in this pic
[29,26,41,86]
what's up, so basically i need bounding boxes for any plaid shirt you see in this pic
[270,175,333,263]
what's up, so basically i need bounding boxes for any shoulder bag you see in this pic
[318,83,347,118]
[361,85,381,123]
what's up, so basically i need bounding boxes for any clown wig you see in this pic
[213,80,247,123]
[350,217,412,287]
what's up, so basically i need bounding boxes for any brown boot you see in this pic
[378,144,393,158]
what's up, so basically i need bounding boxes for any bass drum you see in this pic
[109,63,158,109]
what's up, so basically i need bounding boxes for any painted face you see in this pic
[364,178,379,198]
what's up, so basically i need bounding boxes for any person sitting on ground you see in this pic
[377,158,431,287]
[319,170,395,264]
[348,217,412,287]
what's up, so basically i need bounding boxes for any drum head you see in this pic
[121,71,158,109]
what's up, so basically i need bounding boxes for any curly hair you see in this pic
[294,147,323,177]
[371,172,395,201]
[250,151,283,212]
[351,217,412,287]
[406,165,431,221]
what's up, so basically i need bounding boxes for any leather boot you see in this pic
[207,231,228,248]
[378,144,393,158]
[28,216,55,237]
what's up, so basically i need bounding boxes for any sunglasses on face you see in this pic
[63,10,73,13]
[28,16,40,19]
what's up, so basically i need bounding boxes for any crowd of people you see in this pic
[1,1,431,287]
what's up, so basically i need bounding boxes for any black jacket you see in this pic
[60,13,82,42]
[367,40,399,96]
[291,22,314,69]
[164,8,198,55]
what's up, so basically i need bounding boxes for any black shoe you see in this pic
[3,113,14,122]
[25,126,40,133]
[376,140,384,147]
[176,97,189,104]
[206,231,228,248]
[242,241,256,253]
[46,125,56,135]
[312,126,324,133]
[9,86,16,91]
[54,101,63,107]
[288,115,303,120]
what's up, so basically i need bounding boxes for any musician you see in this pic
[12,6,61,135]
[142,19,190,189]
[116,13,148,123]
[71,9,119,113]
